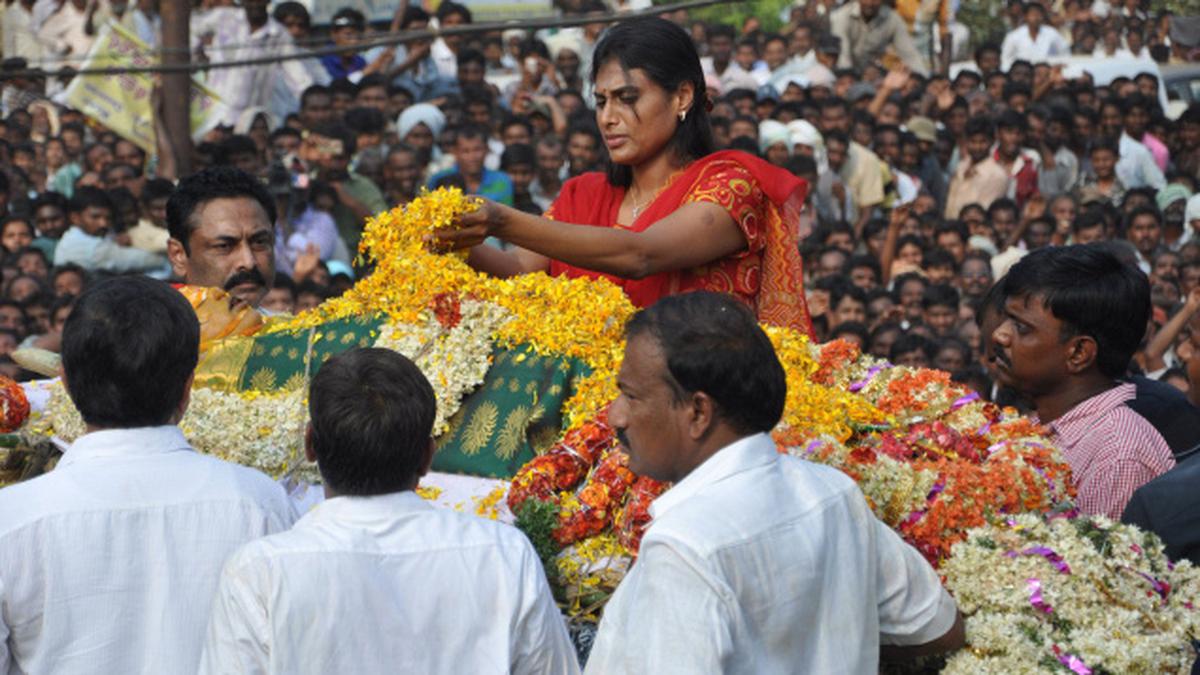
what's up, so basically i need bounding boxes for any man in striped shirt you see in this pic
[990,244,1175,519]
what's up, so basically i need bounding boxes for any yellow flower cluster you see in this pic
[764,327,887,442]
[261,188,634,432]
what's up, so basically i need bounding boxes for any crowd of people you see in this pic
[0,0,1199,671]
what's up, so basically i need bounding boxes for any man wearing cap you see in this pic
[999,2,1067,70]
[321,8,369,81]
[907,116,948,205]
[830,0,930,76]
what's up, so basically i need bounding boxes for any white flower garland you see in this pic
[943,513,1200,673]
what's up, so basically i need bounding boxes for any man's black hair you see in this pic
[140,178,175,205]
[272,1,310,27]
[831,284,868,310]
[1125,204,1163,231]
[218,134,259,164]
[344,107,387,135]
[62,276,199,428]
[165,166,276,253]
[987,197,1018,219]
[456,47,486,68]
[889,333,935,363]
[500,143,535,171]
[355,73,387,94]
[309,348,436,496]
[830,320,869,346]
[625,291,785,435]
[300,84,331,108]
[708,22,736,41]
[69,186,114,215]
[891,271,928,303]
[995,109,1027,132]
[435,1,472,23]
[1000,244,1150,379]
[269,126,302,143]
[1121,93,1155,117]
[32,190,67,214]
[923,248,958,273]
[922,283,960,310]
[844,254,882,280]
[965,115,994,138]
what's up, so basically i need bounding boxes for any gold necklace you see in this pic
[628,187,653,219]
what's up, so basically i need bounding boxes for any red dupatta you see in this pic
[546,150,814,336]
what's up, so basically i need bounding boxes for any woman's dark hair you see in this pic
[61,277,199,428]
[625,291,785,435]
[1000,243,1150,379]
[591,17,715,188]
[308,348,437,496]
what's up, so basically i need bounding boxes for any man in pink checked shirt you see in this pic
[989,244,1175,519]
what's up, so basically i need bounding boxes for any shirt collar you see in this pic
[57,425,194,468]
[1049,382,1135,443]
[300,490,433,527]
[649,433,777,521]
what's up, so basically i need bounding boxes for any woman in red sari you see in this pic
[441,17,813,335]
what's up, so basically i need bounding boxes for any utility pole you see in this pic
[160,0,192,177]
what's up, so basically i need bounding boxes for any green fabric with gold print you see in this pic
[237,315,385,391]
[432,344,591,479]
[194,317,589,480]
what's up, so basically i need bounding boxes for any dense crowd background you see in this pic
[0,0,1198,406]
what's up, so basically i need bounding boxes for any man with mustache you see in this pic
[989,244,1175,519]
[166,167,277,310]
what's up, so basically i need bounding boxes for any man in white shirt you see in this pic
[192,0,313,126]
[701,24,760,94]
[0,276,297,674]
[4,0,42,62]
[200,348,578,675]
[54,185,170,274]
[586,292,965,674]
[1000,1,1068,69]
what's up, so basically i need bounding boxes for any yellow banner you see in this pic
[63,21,226,154]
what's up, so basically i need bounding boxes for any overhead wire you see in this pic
[1,0,737,79]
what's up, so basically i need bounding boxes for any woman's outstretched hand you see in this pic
[431,197,505,252]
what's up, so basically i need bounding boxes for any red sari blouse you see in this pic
[545,150,813,336]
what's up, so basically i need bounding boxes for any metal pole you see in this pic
[160,0,192,177]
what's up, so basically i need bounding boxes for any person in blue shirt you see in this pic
[321,9,368,81]
[429,126,514,207]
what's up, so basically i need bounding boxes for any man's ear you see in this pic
[687,391,718,441]
[175,372,194,423]
[166,238,190,280]
[417,438,436,480]
[1064,335,1099,375]
[304,423,317,463]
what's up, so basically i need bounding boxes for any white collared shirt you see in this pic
[1117,132,1167,190]
[585,433,957,675]
[199,490,579,675]
[0,426,296,675]
[1000,24,1069,69]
